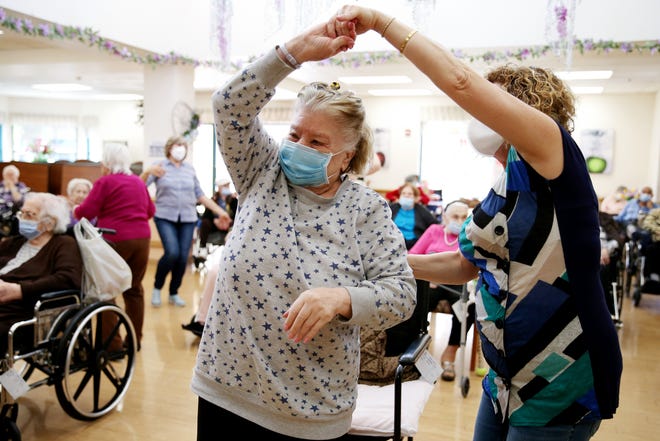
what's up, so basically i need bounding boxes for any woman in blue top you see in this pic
[335,6,622,441]
[390,182,437,249]
[141,136,231,307]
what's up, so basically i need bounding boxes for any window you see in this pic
[192,122,290,196]
[420,120,502,206]
[8,116,99,163]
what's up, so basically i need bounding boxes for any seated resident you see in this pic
[0,192,82,356]
[390,182,437,249]
[409,201,475,381]
[0,165,30,216]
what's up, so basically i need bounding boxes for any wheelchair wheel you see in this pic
[460,376,470,398]
[54,302,137,421]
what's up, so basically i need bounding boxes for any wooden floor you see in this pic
[14,249,660,440]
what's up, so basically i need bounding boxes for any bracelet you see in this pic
[277,44,302,69]
[399,29,418,53]
[380,17,395,37]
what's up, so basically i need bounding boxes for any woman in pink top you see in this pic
[409,200,473,381]
[74,143,155,350]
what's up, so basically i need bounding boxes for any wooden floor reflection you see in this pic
[15,250,660,440]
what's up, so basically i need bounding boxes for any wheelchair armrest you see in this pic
[39,289,81,301]
[399,333,431,366]
[36,289,81,314]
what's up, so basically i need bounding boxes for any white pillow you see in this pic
[349,379,435,436]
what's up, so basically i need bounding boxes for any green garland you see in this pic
[1,7,658,71]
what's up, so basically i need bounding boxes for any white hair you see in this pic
[102,143,132,175]
[25,192,70,234]
[66,178,93,197]
[2,164,19,179]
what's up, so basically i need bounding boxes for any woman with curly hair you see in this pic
[335,6,622,441]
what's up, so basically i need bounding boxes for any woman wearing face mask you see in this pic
[191,22,416,440]
[141,136,231,308]
[408,200,475,381]
[614,185,658,228]
[335,6,621,441]
[0,192,82,357]
[390,182,438,250]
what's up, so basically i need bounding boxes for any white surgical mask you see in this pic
[467,118,505,156]
[170,146,187,161]
[399,197,415,210]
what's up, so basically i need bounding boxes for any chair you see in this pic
[348,279,436,441]
[0,232,137,440]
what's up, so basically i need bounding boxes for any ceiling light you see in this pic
[339,75,412,85]
[556,70,613,80]
[32,83,92,92]
[368,89,432,97]
[571,86,604,94]
[91,93,143,101]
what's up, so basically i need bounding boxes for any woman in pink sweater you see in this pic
[409,200,473,381]
[74,144,155,350]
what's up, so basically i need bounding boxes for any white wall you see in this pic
[4,90,658,200]
[575,93,657,197]
[195,90,660,197]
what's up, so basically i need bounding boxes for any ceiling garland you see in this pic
[1,6,658,72]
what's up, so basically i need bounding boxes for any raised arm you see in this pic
[334,5,563,180]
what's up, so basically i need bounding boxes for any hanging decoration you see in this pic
[408,0,437,35]
[264,0,286,42]
[1,6,658,73]
[210,0,233,67]
[545,0,578,68]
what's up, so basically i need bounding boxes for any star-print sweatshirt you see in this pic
[191,48,417,439]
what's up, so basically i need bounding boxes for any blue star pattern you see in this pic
[190,49,416,438]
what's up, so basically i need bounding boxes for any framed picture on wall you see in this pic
[578,129,615,174]
[373,128,391,169]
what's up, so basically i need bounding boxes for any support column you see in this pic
[142,64,195,165]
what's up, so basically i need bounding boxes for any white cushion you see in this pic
[349,379,435,436]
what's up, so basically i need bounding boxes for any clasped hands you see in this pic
[287,5,379,64]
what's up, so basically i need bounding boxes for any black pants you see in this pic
[197,398,355,441]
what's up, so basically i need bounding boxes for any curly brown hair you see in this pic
[486,64,575,133]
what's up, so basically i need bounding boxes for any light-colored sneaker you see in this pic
[169,294,186,307]
[151,288,162,307]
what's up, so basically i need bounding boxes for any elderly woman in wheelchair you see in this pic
[0,192,137,440]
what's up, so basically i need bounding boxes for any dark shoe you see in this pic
[182,318,204,337]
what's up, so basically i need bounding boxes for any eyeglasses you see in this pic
[16,210,39,220]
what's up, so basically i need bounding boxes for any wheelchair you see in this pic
[601,248,625,328]
[0,289,137,440]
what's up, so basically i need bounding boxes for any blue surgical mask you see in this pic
[639,193,652,202]
[278,139,344,187]
[399,197,415,210]
[447,221,462,236]
[19,219,41,240]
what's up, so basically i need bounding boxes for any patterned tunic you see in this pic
[190,49,416,439]
[459,125,622,426]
